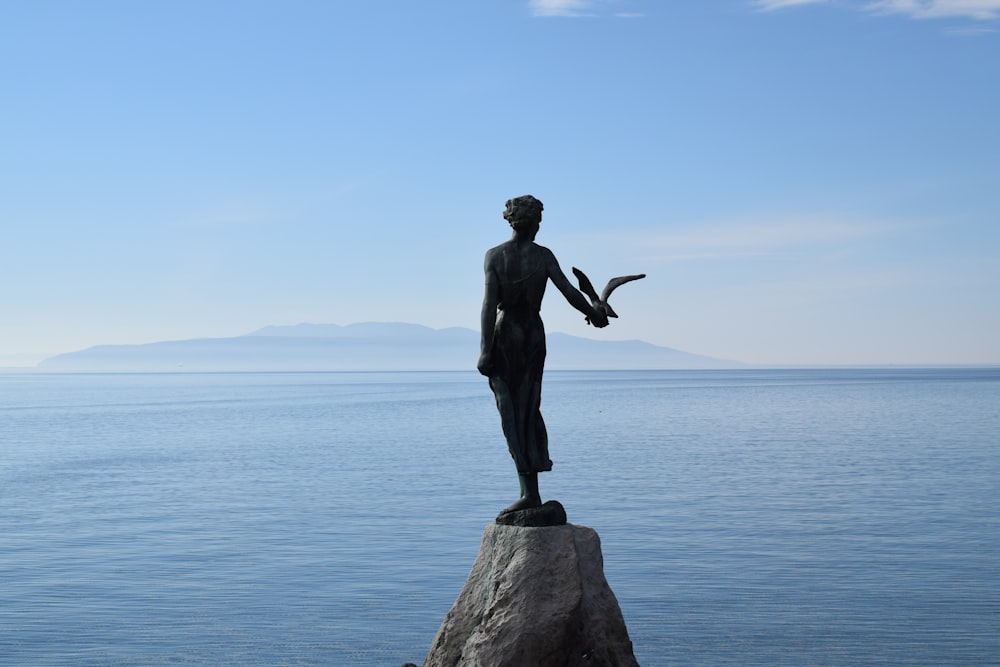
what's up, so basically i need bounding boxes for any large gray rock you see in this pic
[424,522,639,667]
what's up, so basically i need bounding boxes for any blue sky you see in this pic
[2,0,998,366]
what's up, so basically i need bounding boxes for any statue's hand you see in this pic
[588,308,609,328]
[477,352,494,377]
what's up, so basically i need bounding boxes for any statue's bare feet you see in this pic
[500,495,543,514]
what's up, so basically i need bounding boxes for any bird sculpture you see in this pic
[571,267,646,322]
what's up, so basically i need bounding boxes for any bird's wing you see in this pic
[572,267,600,304]
[600,274,646,302]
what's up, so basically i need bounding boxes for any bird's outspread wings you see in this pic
[571,267,600,303]
[600,274,646,302]
[571,267,646,319]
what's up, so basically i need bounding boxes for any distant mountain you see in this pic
[37,322,742,372]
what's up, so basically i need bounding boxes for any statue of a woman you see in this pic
[478,195,608,514]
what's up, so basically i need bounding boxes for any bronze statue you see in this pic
[478,195,643,517]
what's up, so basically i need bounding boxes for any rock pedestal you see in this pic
[424,520,638,667]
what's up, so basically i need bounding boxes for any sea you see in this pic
[1,369,998,666]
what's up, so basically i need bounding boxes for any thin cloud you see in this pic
[867,0,1000,20]
[652,219,880,252]
[528,0,643,18]
[529,0,594,17]
[754,0,830,11]
[945,24,999,32]
[585,217,898,264]
[753,0,1000,19]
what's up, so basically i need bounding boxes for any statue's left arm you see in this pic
[543,248,609,328]
[478,250,501,376]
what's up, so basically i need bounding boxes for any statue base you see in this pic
[496,499,567,527]
[423,521,638,666]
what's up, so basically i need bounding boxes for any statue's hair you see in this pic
[503,195,543,229]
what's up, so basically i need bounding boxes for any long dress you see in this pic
[486,243,552,474]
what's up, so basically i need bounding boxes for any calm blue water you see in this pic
[2,369,998,666]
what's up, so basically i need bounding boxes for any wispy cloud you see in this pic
[753,0,1000,20]
[867,0,1000,20]
[585,216,898,264]
[754,0,830,11]
[529,0,594,17]
[528,0,643,18]
[646,219,879,262]
[945,24,999,32]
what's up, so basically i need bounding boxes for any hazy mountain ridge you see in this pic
[37,322,742,371]
[248,322,473,341]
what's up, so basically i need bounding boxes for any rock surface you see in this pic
[424,522,638,667]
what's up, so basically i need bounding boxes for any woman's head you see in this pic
[503,195,543,230]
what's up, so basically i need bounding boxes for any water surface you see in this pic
[2,369,998,665]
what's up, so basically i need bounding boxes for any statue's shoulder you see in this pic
[483,242,509,271]
[534,243,557,263]
[484,241,513,261]
[485,241,550,264]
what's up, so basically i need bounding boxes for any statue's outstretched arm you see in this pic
[544,248,608,328]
